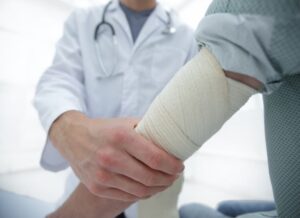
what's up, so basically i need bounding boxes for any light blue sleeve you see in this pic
[195,13,282,93]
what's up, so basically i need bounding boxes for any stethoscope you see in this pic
[94,1,176,77]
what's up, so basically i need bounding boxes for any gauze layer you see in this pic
[136,174,183,218]
[134,47,256,218]
[136,47,257,160]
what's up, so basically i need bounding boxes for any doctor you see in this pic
[34,0,197,216]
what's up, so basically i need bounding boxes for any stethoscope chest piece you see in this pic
[161,10,176,35]
[162,26,176,35]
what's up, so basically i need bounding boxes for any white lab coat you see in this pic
[34,1,197,216]
[35,0,197,171]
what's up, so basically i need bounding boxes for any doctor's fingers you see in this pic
[93,170,167,199]
[96,149,178,187]
[124,133,184,175]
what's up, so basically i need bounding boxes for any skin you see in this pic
[47,73,261,218]
[50,111,181,202]
[121,0,157,11]
[46,0,263,216]
[47,0,183,217]
[47,183,132,218]
[225,71,263,91]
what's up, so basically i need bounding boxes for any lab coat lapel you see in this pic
[109,0,133,45]
[133,4,167,52]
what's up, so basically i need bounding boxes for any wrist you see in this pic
[49,110,91,158]
[54,110,90,129]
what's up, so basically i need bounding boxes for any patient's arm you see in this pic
[135,47,260,160]
[47,48,261,217]
[129,48,261,217]
[47,183,132,218]
[224,70,263,91]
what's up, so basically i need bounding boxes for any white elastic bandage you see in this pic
[136,175,183,218]
[136,47,257,160]
[134,47,257,218]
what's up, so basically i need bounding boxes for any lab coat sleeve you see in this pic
[34,10,86,171]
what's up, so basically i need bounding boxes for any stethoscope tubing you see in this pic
[94,1,175,77]
[94,1,115,40]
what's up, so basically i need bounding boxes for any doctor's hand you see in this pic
[49,110,184,202]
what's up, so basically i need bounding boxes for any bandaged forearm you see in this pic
[133,47,256,218]
[136,47,257,160]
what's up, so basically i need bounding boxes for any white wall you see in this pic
[0,0,73,202]
[0,0,273,207]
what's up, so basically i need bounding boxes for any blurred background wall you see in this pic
[0,0,273,211]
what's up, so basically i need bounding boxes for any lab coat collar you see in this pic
[107,0,122,13]
[133,6,164,51]
[153,3,169,24]
[109,0,132,45]
[108,0,169,48]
